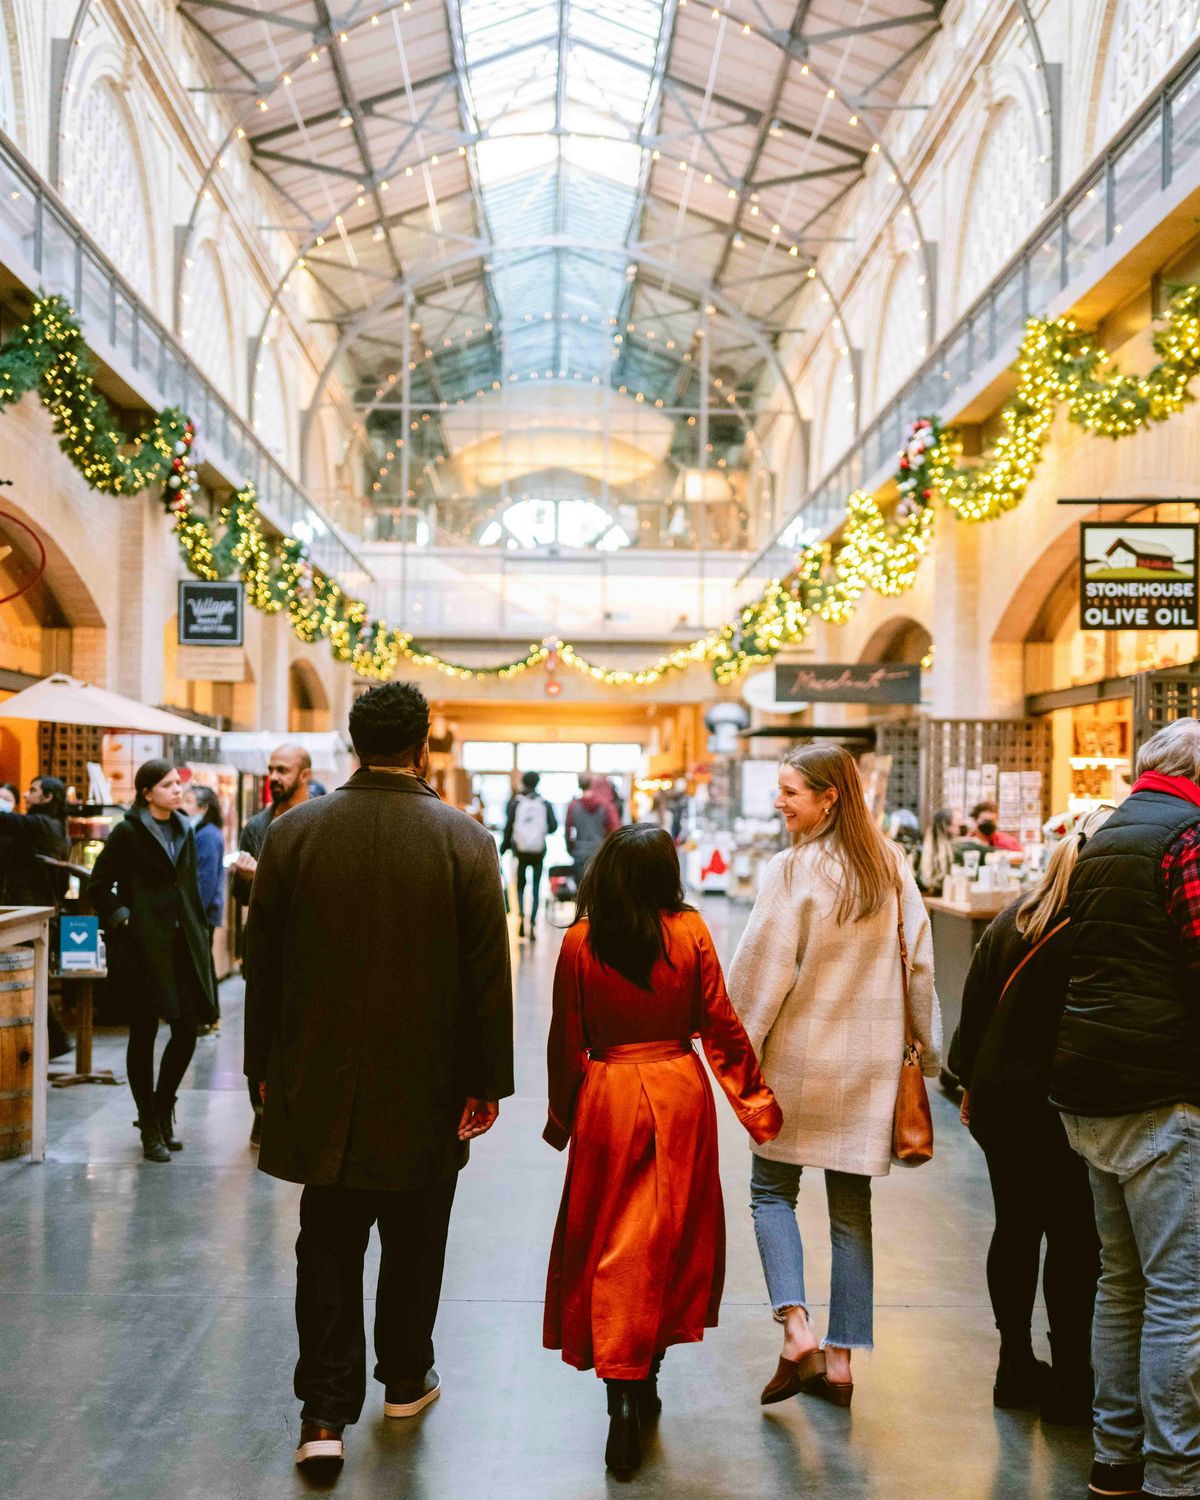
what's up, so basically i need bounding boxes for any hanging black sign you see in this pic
[774,662,921,704]
[178,580,244,646]
[1079,523,1198,631]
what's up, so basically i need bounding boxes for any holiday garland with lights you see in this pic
[0,285,1198,685]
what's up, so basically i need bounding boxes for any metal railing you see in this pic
[0,129,370,591]
[749,38,1200,579]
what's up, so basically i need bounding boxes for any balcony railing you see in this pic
[749,38,1200,579]
[0,129,370,591]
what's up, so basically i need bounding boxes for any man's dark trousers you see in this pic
[295,1175,458,1427]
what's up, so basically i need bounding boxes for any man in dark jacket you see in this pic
[244,682,513,1472]
[233,741,310,1144]
[1051,717,1200,1500]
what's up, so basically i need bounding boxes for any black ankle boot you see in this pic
[993,1343,1049,1408]
[637,1354,663,1419]
[604,1380,642,1475]
[138,1115,170,1163]
[156,1093,183,1152]
[1042,1334,1093,1426]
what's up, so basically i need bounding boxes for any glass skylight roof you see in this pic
[459,0,668,379]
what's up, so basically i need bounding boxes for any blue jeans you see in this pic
[1061,1104,1200,1498]
[749,1154,874,1350]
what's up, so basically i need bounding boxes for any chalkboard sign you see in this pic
[178,580,244,646]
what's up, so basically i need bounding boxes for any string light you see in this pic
[4,289,1199,687]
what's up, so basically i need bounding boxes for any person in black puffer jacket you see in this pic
[1050,718,1200,1500]
[957,806,1111,1427]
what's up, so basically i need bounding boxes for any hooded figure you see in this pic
[566,773,619,882]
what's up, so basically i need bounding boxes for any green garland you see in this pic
[2,286,1199,689]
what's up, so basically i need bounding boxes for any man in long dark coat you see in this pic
[244,681,513,1471]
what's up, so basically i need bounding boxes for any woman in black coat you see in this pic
[0,775,70,905]
[88,759,216,1162]
[956,806,1112,1427]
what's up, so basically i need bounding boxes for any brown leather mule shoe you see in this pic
[761,1348,827,1405]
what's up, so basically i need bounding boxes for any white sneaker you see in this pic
[384,1368,441,1418]
[295,1423,344,1465]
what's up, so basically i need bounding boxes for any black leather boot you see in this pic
[156,1092,183,1152]
[138,1114,170,1163]
[604,1380,642,1476]
[637,1354,663,1419]
[993,1338,1049,1408]
[1042,1333,1093,1426]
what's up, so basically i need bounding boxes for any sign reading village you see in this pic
[178,580,244,647]
[1079,523,1198,631]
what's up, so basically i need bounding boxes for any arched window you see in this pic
[954,99,1039,316]
[814,349,856,479]
[0,20,15,138]
[63,80,154,304]
[1098,0,1200,142]
[479,498,630,551]
[254,352,294,472]
[183,243,236,397]
[871,256,926,415]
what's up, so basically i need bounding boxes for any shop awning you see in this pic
[0,674,218,737]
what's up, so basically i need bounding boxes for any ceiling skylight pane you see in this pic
[458,0,669,383]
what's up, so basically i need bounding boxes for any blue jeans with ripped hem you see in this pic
[1060,1103,1200,1499]
[749,1153,874,1350]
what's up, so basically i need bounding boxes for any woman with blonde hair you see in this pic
[956,804,1113,1427]
[729,744,940,1408]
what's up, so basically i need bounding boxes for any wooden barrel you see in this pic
[0,948,34,1160]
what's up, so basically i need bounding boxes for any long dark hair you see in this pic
[189,784,223,830]
[574,824,692,989]
[31,776,67,823]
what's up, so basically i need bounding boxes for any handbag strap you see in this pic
[998,916,1069,1006]
[895,885,916,1050]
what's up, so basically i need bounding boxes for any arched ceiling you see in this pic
[178,0,943,489]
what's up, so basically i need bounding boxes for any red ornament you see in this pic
[545,678,562,698]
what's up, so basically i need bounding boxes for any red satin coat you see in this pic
[543,911,782,1379]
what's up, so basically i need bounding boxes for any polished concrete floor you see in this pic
[0,898,1091,1499]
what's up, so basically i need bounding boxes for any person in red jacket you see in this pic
[543,824,781,1478]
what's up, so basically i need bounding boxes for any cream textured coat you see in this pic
[728,840,941,1177]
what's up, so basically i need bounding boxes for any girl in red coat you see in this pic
[543,824,782,1476]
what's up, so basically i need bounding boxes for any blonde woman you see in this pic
[956,805,1113,1427]
[729,745,940,1408]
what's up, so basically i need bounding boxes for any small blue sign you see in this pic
[59,915,100,972]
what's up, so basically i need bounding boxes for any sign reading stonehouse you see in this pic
[1079,523,1198,631]
[774,662,922,705]
[178,580,244,647]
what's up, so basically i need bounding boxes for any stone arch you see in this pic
[858,615,933,665]
[952,89,1041,318]
[288,658,331,733]
[60,61,157,306]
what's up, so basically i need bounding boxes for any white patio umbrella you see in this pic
[0,673,218,737]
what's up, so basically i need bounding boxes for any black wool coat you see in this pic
[87,810,217,1025]
[243,769,514,1191]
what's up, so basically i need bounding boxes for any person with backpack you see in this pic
[501,771,558,940]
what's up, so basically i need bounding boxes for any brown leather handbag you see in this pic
[892,887,934,1166]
